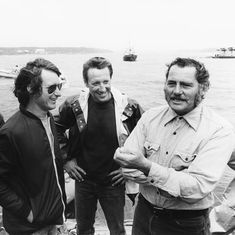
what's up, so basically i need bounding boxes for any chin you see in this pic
[97,96,110,102]
[171,106,185,115]
[48,105,56,110]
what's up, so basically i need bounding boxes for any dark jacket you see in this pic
[0,113,4,128]
[0,107,65,234]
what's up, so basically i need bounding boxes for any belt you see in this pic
[140,194,208,219]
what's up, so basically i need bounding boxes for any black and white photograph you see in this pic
[0,0,235,234]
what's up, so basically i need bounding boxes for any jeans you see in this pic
[75,179,126,235]
[9,224,68,235]
[132,195,211,235]
[31,225,57,235]
[9,225,58,235]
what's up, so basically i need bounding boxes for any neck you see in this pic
[26,102,48,119]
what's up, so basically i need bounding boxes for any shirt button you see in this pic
[150,179,154,183]
[173,132,176,135]
[166,151,168,154]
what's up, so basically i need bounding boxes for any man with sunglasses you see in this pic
[0,58,68,235]
[55,57,143,235]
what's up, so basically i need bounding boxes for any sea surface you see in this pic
[0,50,235,199]
[1,50,235,126]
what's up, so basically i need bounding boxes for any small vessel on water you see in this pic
[0,69,18,79]
[0,65,20,79]
[212,47,235,58]
[123,48,137,62]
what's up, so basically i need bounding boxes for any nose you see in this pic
[173,84,183,95]
[99,83,106,92]
[54,87,61,97]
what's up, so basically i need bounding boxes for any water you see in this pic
[1,50,235,196]
[1,50,235,127]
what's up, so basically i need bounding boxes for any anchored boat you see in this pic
[212,47,235,58]
[0,69,18,79]
[123,48,137,62]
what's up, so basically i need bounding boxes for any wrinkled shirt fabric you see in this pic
[123,104,235,209]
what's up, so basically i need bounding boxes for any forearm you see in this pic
[147,161,227,203]
[122,168,151,185]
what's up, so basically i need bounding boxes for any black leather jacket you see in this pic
[0,107,65,234]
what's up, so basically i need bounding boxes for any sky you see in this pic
[0,0,235,52]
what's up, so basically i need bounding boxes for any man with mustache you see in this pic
[0,58,67,235]
[55,57,143,235]
[114,57,235,235]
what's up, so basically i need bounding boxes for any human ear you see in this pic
[27,85,33,94]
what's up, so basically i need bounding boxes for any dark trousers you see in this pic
[132,194,210,235]
[75,179,126,235]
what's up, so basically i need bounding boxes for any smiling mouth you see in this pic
[171,98,185,103]
[98,93,107,97]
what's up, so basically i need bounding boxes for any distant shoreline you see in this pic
[0,47,112,55]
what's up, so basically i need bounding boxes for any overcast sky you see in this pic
[1,0,235,51]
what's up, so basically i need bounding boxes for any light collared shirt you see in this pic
[123,104,235,209]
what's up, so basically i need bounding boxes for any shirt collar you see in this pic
[164,108,178,126]
[164,104,203,131]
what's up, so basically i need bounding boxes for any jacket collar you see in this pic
[20,105,51,120]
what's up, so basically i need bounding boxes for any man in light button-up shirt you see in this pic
[114,57,235,235]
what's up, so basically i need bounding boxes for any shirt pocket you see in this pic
[144,141,160,158]
[170,150,197,171]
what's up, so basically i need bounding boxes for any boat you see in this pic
[212,47,235,58]
[123,48,137,62]
[0,65,20,79]
[0,69,18,79]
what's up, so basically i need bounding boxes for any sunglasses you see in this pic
[44,83,63,94]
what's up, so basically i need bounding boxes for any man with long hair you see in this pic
[0,58,67,235]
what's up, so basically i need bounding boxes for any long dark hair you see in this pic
[14,58,61,107]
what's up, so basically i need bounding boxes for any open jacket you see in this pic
[55,87,143,193]
[0,107,65,234]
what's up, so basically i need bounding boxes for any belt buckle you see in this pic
[152,206,164,215]
[153,206,164,210]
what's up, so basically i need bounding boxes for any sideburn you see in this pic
[194,86,205,107]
